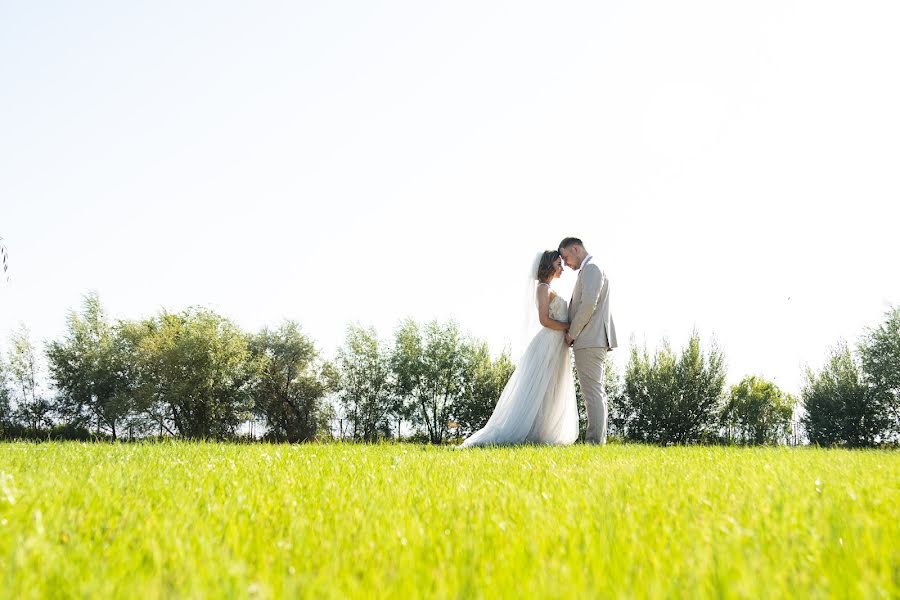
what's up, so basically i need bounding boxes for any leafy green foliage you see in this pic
[0,356,11,427]
[454,341,515,438]
[721,376,795,445]
[802,342,887,447]
[620,332,726,444]
[335,324,394,441]
[2,296,897,447]
[390,319,470,444]
[859,306,900,440]
[46,292,133,439]
[248,321,329,442]
[6,325,53,431]
[120,308,255,439]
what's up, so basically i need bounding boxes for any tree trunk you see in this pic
[418,398,434,442]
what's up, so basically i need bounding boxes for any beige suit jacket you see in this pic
[568,261,617,351]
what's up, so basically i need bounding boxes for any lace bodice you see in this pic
[549,294,568,322]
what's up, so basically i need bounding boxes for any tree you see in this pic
[121,308,254,439]
[802,342,885,447]
[7,325,53,431]
[859,306,900,441]
[391,319,469,444]
[454,341,515,438]
[46,292,133,439]
[721,376,795,445]
[249,321,329,442]
[0,356,11,427]
[335,324,394,441]
[387,319,423,439]
[620,332,726,444]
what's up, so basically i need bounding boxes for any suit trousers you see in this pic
[574,346,608,444]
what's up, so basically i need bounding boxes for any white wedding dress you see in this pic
[459,293,579,447]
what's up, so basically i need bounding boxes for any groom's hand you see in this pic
[564,333,574,347]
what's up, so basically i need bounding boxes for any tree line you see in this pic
[0,293,514,444]
[1,293,897,447]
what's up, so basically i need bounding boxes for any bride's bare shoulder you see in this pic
[535,283,557,303]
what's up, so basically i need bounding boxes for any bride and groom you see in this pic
[460,237,617,448]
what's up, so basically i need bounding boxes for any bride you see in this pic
[459,250,579,447]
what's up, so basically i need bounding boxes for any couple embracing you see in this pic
[459,237,617,448]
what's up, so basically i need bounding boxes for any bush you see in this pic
[802,342,886,447]
[721,376,795,445]
[0,423,95,441]
[859,307,900,441]
[619,332,726,444]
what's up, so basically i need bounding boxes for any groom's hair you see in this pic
[558,237,583,251]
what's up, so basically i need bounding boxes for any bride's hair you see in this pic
[536,250,561,282]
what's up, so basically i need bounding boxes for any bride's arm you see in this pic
[536,286,569,331]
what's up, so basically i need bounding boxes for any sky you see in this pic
[1,0,898,395]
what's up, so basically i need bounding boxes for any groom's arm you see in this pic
[568,264,604,343]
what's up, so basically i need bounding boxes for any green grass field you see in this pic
[0,443,897,599]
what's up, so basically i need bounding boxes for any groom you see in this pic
[559,237,617,445]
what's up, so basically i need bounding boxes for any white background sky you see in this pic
[2,1,898,395]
